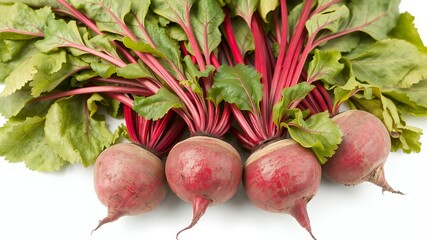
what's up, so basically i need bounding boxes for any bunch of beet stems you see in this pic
[39,0,243,238]
[37,0,186,157]
[218,0,401,239]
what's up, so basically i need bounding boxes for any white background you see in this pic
[1,1,427,240]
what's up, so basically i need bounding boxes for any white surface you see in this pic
[1,2,427,240]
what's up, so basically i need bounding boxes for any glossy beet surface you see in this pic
[322,110,402,194]
[244,139,321,239]
[93,143,167,231]
[165,136,242,238]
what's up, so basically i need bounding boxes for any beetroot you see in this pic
[322,110,402,194]
[244,139,321,239]
[93,143,167,231]
[165,136,242,238]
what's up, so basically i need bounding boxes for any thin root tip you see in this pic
[91,210,124,234]
[382,187,405,195]
[308,229,317,240]
[175,196,212,240]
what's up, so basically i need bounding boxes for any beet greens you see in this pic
[213,0,427,158]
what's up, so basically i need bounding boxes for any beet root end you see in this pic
[176,195,212,240]
[289,199,317,240]
[368,166,404,195]
[91,209,125,234]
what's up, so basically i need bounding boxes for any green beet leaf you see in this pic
[228,0,259,26]
[0,117,68,171]
[209,64,262,112]
[231,17,255,57]
[0,47,51,97]
[348,91,422,153]
[0,2,53,40]
[90,62,117,78]
[69,0,132,35]
[181,55,215,97]
[258,0,278,22]
[116,61,154,79]
[306,4,349,37]
[30,51,90,98]
[272,82,314,126]
[384,80,427,116]
[35,19,86,55]
[389,12,427,53]
[44,96,115,167]
[307,49,344,84]
[123,36,166,58]
[0,40,27,62]
[133,88,185,120]
[190,0,224,56]
[346,0,399,40]
[347,39,423,88]
[283,111,343,164]
[151,0,195,27]
[0,87,33,118]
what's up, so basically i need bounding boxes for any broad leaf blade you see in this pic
[306,4,349,37]
[307,49,344,84]
[0,2,53,40]
[44,96,114,167]
[35,19,86,54]
[69,0,132,35]
[133,88,185,120]
[210,64,262,112]
[151,0,196,26]
[348,39,422,88]
[284,111,343,164]
[272,82,314,125]
[389,12,427,53]
[346,0,400,40]
[190,0,224,55]
[0,117,67,172]
[1,48,51,97]
[228,0,259,25]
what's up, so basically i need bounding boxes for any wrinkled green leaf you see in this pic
[347,39,422,88]
[181,55,215,96]
[190,0,224,55]
[123,36,166,58]
[133,88,185,120]
[209,64,262,112]
[346,0,399,40]
[0,39,27,62]
[272,82,314,125]
[348,91,422,153]
[228,0,259,25]
[0,2,53,40]
[306,4,349,37]
[70,0,131,35]
[30,51,88,98]
[307,49,344,84]
[35,19,86,55]
[0,87,33,118]
[283,111,343,164]
[384,79,427,116]
[44,96,114,167]
[151,0,196,26]
[232,17,255,57]
[116,61,154,79]
[319,33,361,53]
[258,0,278,22]
[389,12,427,53]
[144,20,184,77]
[91,62,116,78]
[0,116,67,171]
[0,48,51,97]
